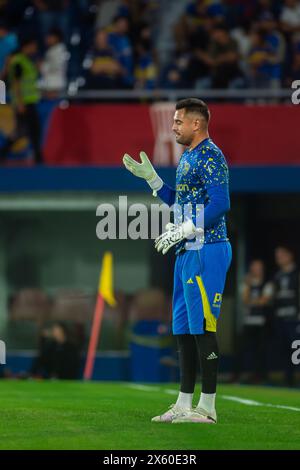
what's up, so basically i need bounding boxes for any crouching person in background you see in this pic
[31,322,81,380]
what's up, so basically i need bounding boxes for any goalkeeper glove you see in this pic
[155,220,203,255]
[123,151,163,195]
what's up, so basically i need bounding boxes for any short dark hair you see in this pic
[213,24,229,33]
[113,15,129,24]
[20,36,37,49]
[47,27,64,42]
[175,98,210,123]
[275,245,294,255]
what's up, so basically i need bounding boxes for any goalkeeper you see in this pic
[123,98,231,424]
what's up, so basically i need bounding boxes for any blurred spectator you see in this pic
[50,321,80,379]
[83,29,124,89]
[273,246,299,320]
[271,246,300,387]
[237,259,272,383]
[258,13,286,88]
[134,24,157,89]
[7,37,43,164]
[160,52,190,89]
[134,49,156,90]
[0,20,18,79]
[40,28,69,97]
[174,0,223,53]
[230,21,252,75]
[184,17,214,88]
[208,25,243,89]
[107,15,133,87]
[31,321,81,380]
[247,29,274,88]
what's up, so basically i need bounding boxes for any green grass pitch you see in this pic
[0,380,300,450]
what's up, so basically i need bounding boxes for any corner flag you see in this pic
[83,252,116,380]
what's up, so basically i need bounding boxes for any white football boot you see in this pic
[151,404,191,423]
[172,406,217,424]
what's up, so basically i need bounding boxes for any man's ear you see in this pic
[194,118,201,131]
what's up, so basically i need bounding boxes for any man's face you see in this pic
[46,34,57,47]
[52,325,66,344]
[249,260,264,278]
[95,30,107,49]
[25,42,38,57]
[213,29,228,45]
[115,18,129,35]
[275,247,294,268]
[172,109,201,146]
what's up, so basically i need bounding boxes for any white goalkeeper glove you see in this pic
[155,220,203,255]
[123,151,163,196]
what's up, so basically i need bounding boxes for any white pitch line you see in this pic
[221,396,262,407]
[126,384,179,396]
[164,389,178,396]
[265,404,300,412]
[221,395,300,412]
[127,384,161,392]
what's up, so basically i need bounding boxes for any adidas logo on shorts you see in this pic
[207,352,218,360]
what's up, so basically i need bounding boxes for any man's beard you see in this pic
[176,135,192,146]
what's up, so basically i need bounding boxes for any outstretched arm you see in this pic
[123,151,176,206]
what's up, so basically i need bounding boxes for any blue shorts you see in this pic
[172,241,232,335]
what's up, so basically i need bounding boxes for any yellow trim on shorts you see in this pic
[195,275,217,332]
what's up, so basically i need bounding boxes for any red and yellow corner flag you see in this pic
[83,252,116,380]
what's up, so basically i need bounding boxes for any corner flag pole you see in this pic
[83,251,117,380]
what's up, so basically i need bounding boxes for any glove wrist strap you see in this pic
[147,173,164,196]
[182,219,196,237]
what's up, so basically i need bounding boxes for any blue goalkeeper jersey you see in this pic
[157,137,230,251]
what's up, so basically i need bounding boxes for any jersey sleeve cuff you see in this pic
[147,174,164,196]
